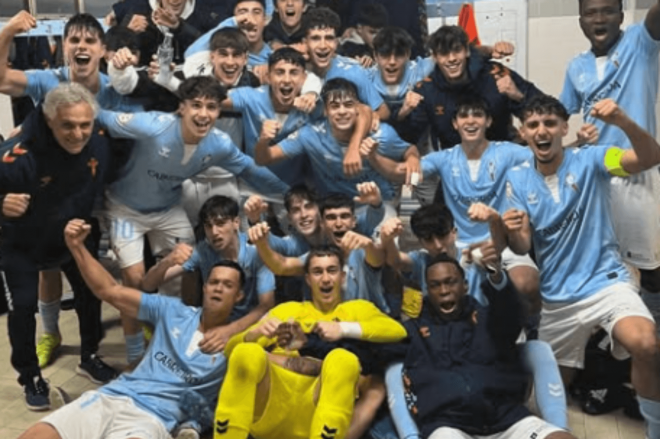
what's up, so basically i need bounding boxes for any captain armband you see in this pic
[603,147,630,178]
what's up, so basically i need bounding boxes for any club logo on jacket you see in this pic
[88,158,98,178]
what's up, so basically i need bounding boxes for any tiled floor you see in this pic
[0,295,647,438]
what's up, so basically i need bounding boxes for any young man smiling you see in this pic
[0,11,140,111]
[96,76,287,363]
[254,78,419,208]
[504,95,660,439]
[369,96,540,313]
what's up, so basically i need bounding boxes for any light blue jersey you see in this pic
[228,84,322,185]
[323,56,385,111]
[97,110,289,212]
[560,23,660,147]
[299,248,387,312]
[407,249,487,305]
[505,145,630,303]
[184,17,272,72]
[367,56,435,106]
[100,294,226,431]
[279,120,410,200]
[24,67,142,111]
[421,141,533,244]
[182,233,275,318]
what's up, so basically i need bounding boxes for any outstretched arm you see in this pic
[248,222,305,276]
[0,11,34,96]
[64,219,142,317]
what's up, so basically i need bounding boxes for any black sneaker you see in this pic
[23,376,51,411]
[581,386,625,415]
[76,354,118,384]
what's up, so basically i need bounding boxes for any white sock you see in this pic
[38,299,60,336]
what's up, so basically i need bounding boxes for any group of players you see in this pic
[2,0,660,438]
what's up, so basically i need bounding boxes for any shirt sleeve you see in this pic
[278,128,307,158]
[137,292,171,324]
[421,151,443,179]
[24,70,59,102]
[375,124,412,160]
[347,300,408,342]
[97,110,166,139]
[256,263,276,295]
[559,65,581,115]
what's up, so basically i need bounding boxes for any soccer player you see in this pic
[254,77,419,211]
[16,219,245,439]
[379,253,576,439]
[213,245,407,439]
[219,47,319,187]
[379,205,568,430]
[142,196,276,352]
[503,94,660,438]
[250,193,390,312]
[370,96,540,312]
[0,11,140,111]
[560,0,660,330]
[97,76,288,363]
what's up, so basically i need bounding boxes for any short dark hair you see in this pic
[104,26,139,53]
[198,196,240,226]
[210,27,249,54]
[320,78,360,106]
[210,260,246,289]
[428,25,469,55]
[232,0,266,12]
[373,26,414,57]
[320,193,355,216]
[578,0,623,14]
[304,245,345,273]
[268,47,307,70]
[64,13,105,43]
[453,95,491,120]
[177,76,227,103]
[410,204,454,241]
[302,7,341,36]
[521,94,569,122]
[356,3,389,28]
[284,184,318,212]
[426,253,465,280]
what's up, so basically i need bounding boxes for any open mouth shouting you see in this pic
[73,53,91,67]
[332,230,347,244]
[438,299,457,314]
[279,85,295,102]
[240,24,260,42]
[314,50,332,66]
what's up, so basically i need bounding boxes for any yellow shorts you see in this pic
[251,362,319,439]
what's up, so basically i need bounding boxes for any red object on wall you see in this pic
[458,3,481,46]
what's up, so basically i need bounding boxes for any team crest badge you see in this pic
[117,113,133,125]
[88,158,98,177]
[527,191,539,205]
[159,147,171,158]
